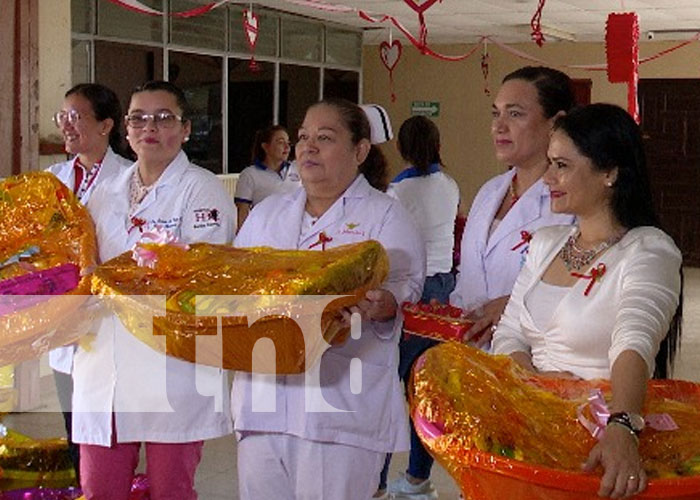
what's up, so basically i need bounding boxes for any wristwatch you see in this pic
[607,412,646,435]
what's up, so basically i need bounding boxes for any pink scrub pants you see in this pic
[80,436,203,500]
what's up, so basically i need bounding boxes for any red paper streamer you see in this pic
[105,0,222,18]
[530,0,547,47]
[402,0,443,51]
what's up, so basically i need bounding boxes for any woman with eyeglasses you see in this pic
[46,82,131,484]
[234,124,300,230]
[71,81,236,500]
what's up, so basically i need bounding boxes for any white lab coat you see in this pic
[47,147,131,374]
[450,169,575,312]
[231,174,425,453]
[492,225,681,380]
[72,151,236,446]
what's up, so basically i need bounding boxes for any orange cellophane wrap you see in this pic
[92,240,388,374]
[0,428,75,490]
[0,172,96,365]
[411,342,700,500]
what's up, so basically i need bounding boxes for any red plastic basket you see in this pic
[414,378,700,500]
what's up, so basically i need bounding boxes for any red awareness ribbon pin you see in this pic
[510,230,532,251]
[128,216,147,234]
[309,231,333,251]
[571,263,606,296]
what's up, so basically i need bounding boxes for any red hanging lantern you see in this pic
[606,13,640,122]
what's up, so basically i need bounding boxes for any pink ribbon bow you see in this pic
[577,389,679,440]
[131,226,190,268]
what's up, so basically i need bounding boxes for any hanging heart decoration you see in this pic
[402,0,442,50]
[379,39,403,102]
[243,8,261,72]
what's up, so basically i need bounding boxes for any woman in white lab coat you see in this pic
[72,81,236,500]
[232,98,426,500]
[451,66,576,345]
[46,83,131,482]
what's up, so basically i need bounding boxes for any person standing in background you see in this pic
[46,82,132,483]
[234,125,299,230]
[377,116,459,500]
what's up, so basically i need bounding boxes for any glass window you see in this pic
[281,17,322,62]
[71,0,93,34]
[229,5,278,58]
[170,0,226,51]
[228,58,275,174]
[323,69,359,102]
[325,27,361,67]
[94,40,164,156]
[71,40,91,85]
[97,0,163,42]
[280,64,320,140]
[169,52,223,174]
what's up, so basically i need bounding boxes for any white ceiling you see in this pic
[256,0,700,44]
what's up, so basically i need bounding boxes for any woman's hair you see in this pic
[397,116,443,175]
[502,66,575,118]
[66,83,123,154]
[553,102,682,378]
[251,125,288,163]
[553,103,657,229]
[311,98,389,192]
[131,80,190,120]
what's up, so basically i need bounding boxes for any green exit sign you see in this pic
[411,101,440,117]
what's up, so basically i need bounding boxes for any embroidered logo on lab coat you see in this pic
[340,222,364,236]
[193,208,221,229]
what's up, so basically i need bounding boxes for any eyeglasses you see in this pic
[125,112,183,129]
[53,109,82,128]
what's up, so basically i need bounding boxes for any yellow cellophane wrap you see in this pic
[0,172,96,365]
[411,342,700,499]
[0,428,75,490]
[92,240,389,373]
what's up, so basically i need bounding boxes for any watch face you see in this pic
[629,413,646,432]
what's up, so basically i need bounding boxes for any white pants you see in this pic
[237,433,385,500]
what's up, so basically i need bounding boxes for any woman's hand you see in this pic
[462,295,510,347]
[344,289,398,323]
[583,424,647,498]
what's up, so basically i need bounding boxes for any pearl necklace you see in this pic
[559,229,625,271]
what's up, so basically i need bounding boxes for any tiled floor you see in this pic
[4,268,699,499]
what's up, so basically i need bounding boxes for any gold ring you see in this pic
[628,474,637,481]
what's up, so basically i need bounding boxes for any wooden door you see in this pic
[639,79,700,267]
